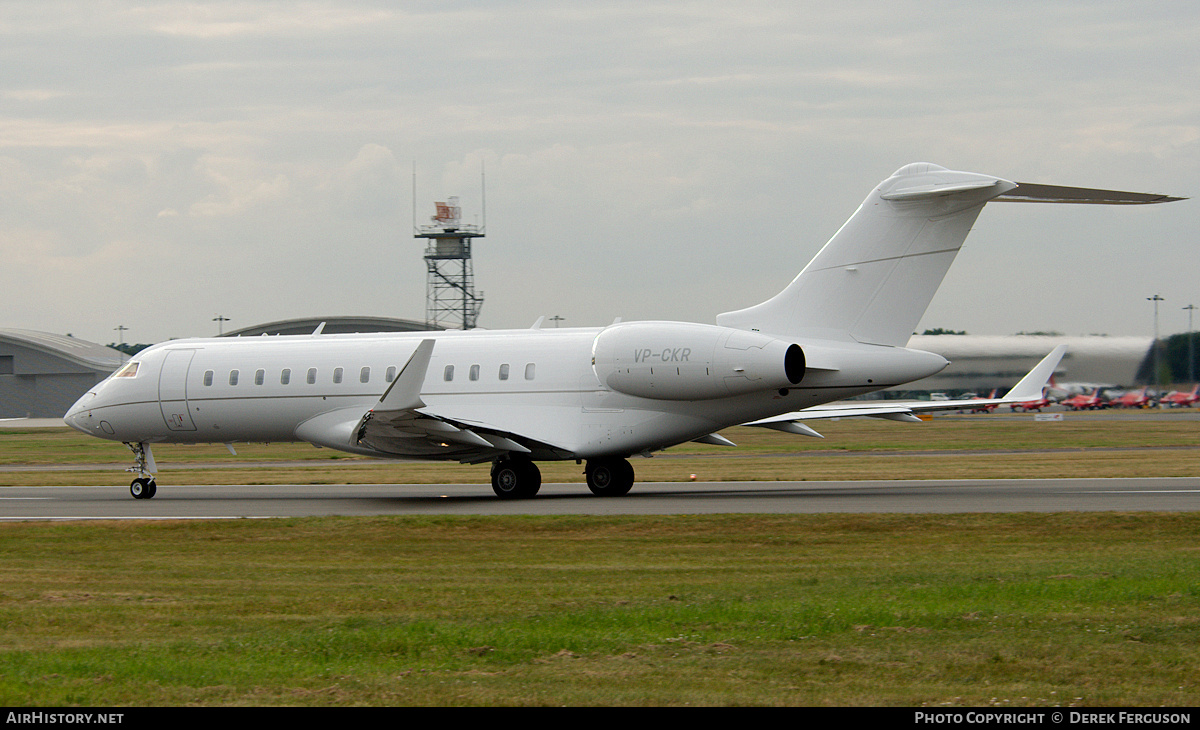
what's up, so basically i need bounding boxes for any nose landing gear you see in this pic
[130,477,157,499]
[124,442,158,500]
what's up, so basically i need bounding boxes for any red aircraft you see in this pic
[968,389,1000,413]
[1108,386,1152,409]
[1160,384,1200,408]
[1009,388,1053,412]
[1061,387,1106,411]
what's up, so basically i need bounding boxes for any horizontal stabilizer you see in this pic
[996,183,1185,205]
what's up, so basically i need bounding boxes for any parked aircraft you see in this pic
[63,163,1180,500]
[1161,385,1200,408]
[1009,388,1054,413]
[1108,386,1153,409]
[1049,377,1115,398]
[1061,387,1107,411]
[968,390,1000,413]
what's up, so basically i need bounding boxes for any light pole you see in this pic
[213,315,230,336]
[549,316,564,328]
[114,325,129,362]
[1148,295,1164,388]
[1185,304,1197,383]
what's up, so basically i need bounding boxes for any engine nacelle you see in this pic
[591,321,804,401]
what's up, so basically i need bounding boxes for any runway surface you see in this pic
[3,477,1199,520]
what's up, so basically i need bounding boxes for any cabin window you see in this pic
[333,367,343,384]
[444,365,454,381]
[113,361,139,378]
[385,366,397,383]
[229,370,239,386]
[499,363,509,381]
[307,368,317,385]
[525,363,536,381]
[360,366,370,384]
[254,369,265,386]
[203,370,214,386]
[281,368,291,385]
[469,364,480,381]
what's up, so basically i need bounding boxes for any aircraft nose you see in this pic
[63,391,95,434]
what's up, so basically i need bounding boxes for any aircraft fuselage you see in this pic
[64,323,947,461]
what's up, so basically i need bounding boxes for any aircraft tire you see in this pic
[491,458,541,499]
[130,478,157,500]
[585,458,634,497]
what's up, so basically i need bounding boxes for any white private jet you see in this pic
[64,163,1182,500]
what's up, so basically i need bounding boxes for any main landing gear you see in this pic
[124,441,158,500]
[585,457,635,497]
[491,457,542,499]
[490,456,638,499]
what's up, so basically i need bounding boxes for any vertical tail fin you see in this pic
[717,163,1016,346]
[717,164,1179,347]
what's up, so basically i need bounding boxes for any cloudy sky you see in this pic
[2,1,1196,346]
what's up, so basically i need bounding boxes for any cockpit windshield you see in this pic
[112,361,139,378]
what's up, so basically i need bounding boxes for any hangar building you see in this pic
[0,329,125,418]
[222,316,429,337]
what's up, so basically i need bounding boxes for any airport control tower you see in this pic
[415,197,484,330]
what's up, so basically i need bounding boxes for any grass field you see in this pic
[1,414,1198,706]
[2,514,1199,706]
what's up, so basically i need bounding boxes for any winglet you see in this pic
[376,339,436,412]
[1003,345,1067,402]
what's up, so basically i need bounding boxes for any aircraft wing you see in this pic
[743,345,1067,436]
[296,339,571,463]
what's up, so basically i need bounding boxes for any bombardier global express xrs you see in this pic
[64,163,1182,499]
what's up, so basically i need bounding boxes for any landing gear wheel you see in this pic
[130,478,157,500]
[491,458,542,499]
[585,458,635,497]
[124,442,157,499]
